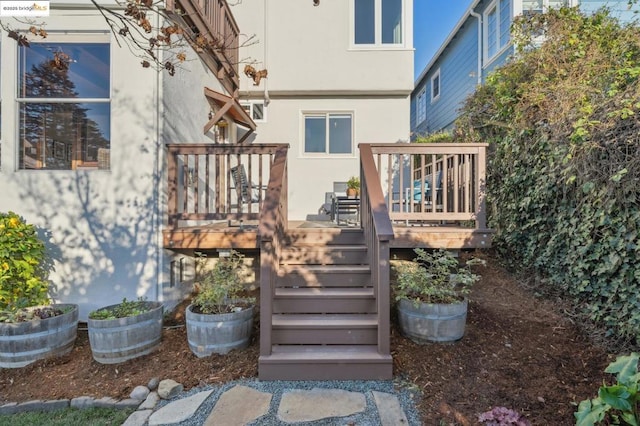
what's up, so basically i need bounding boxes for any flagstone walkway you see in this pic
[122,379,420,426]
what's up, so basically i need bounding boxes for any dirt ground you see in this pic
[0,251,614,425]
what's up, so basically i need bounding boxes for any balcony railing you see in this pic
[166,143,287,228]
[364,143,488,229]
[165,0,240,94]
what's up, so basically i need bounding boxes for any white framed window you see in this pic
[353,0,403,47]
[241,100,266,122]
[17,34,111,170]
[484,0,512,63]
[522,0,572,14]
[416,87,426,124]
[303,112,353,155]
[431,69,441,103]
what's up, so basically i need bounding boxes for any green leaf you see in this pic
[621,412,639,426]
[605,353,639,387]
[599,385,632,411]
[574,399,607,426]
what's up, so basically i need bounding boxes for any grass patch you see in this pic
[0,407,134,426]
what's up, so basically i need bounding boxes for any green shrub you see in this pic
[88,298,152,320]
[0,212,49,313]
[456,6,640,343]
[192,250,252,314]
[393,249,484,305]
[413,131,454,144]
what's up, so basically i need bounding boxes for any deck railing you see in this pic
[258,146,288,357]
[165,0,240,94]
[166,143,287,228]
[366,143,488,229]
[359,144,394,356]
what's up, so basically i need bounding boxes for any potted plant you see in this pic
[346,176,360,197]
[87,297,163,364]
[393,248,485,343]
[186,250,255,357]
[0,211,79,368]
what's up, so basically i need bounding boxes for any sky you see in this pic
[414,1,473,80]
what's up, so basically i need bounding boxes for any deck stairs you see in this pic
[258,228,392,380]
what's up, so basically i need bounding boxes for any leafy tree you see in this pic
[456,6,640,344]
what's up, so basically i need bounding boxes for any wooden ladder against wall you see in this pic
[258,228,392,380]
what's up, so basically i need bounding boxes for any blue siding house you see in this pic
[412,0,638,137]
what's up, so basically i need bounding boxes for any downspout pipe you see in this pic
[469,9,482,86]
[263,0,270,105]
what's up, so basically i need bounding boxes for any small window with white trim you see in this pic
[522,0,570,15]
[241,100,266,122]
[431,70,440,103]
[484,0,511,63]
[303,112,353,155]
[353,0,404,47]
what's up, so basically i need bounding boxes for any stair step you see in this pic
[259,345,392,380]
[272,313,377,327]
[271,314,378,345]
[273,288,375,313]
[280,245,368,265]
[277,265,371,288]
[284,229,365,246]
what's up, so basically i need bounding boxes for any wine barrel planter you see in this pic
[186,304,254,357]
[88,301,163,364]
[0,303,79,368]
[397,298,468,343]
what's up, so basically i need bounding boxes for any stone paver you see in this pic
[204,385,272,426]
[138,391,160,410]
[121,409,153,426]
[277,388,366,423]
[147,390,213,426]
[373,391,409,425]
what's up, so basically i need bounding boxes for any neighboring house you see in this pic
[232,0,414,220]
[411,0,638,136]
[0,0,253,320]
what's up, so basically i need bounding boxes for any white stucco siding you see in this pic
[248,96,410,220]
[233,0,414,93]
[161,55,227,144]
[0,9,166,320]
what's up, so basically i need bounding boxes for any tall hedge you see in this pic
[456,7,640,343]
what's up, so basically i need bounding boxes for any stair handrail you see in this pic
[359,143,394,357]
[258,145,289,356]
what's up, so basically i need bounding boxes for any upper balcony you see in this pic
[165,0,240,96]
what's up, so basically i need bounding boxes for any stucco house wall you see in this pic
[0,3,228,319]
[232,0,414,220]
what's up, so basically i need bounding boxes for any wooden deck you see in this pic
[162,220,493,251]
[164,142,492,380]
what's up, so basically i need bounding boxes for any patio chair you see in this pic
[391,170,443,225]
[405,170,442,210]
[229,165,266,226]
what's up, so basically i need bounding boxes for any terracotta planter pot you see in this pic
[0,304,79,368]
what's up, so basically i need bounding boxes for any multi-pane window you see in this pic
[304,113,353,155]
[18,38,111,170]
[416,87,426,124]
[485,0,511,61]
[354,0,403,46]
[431,69,441,102]
[522,0,570,14]
[241,101,266,122]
